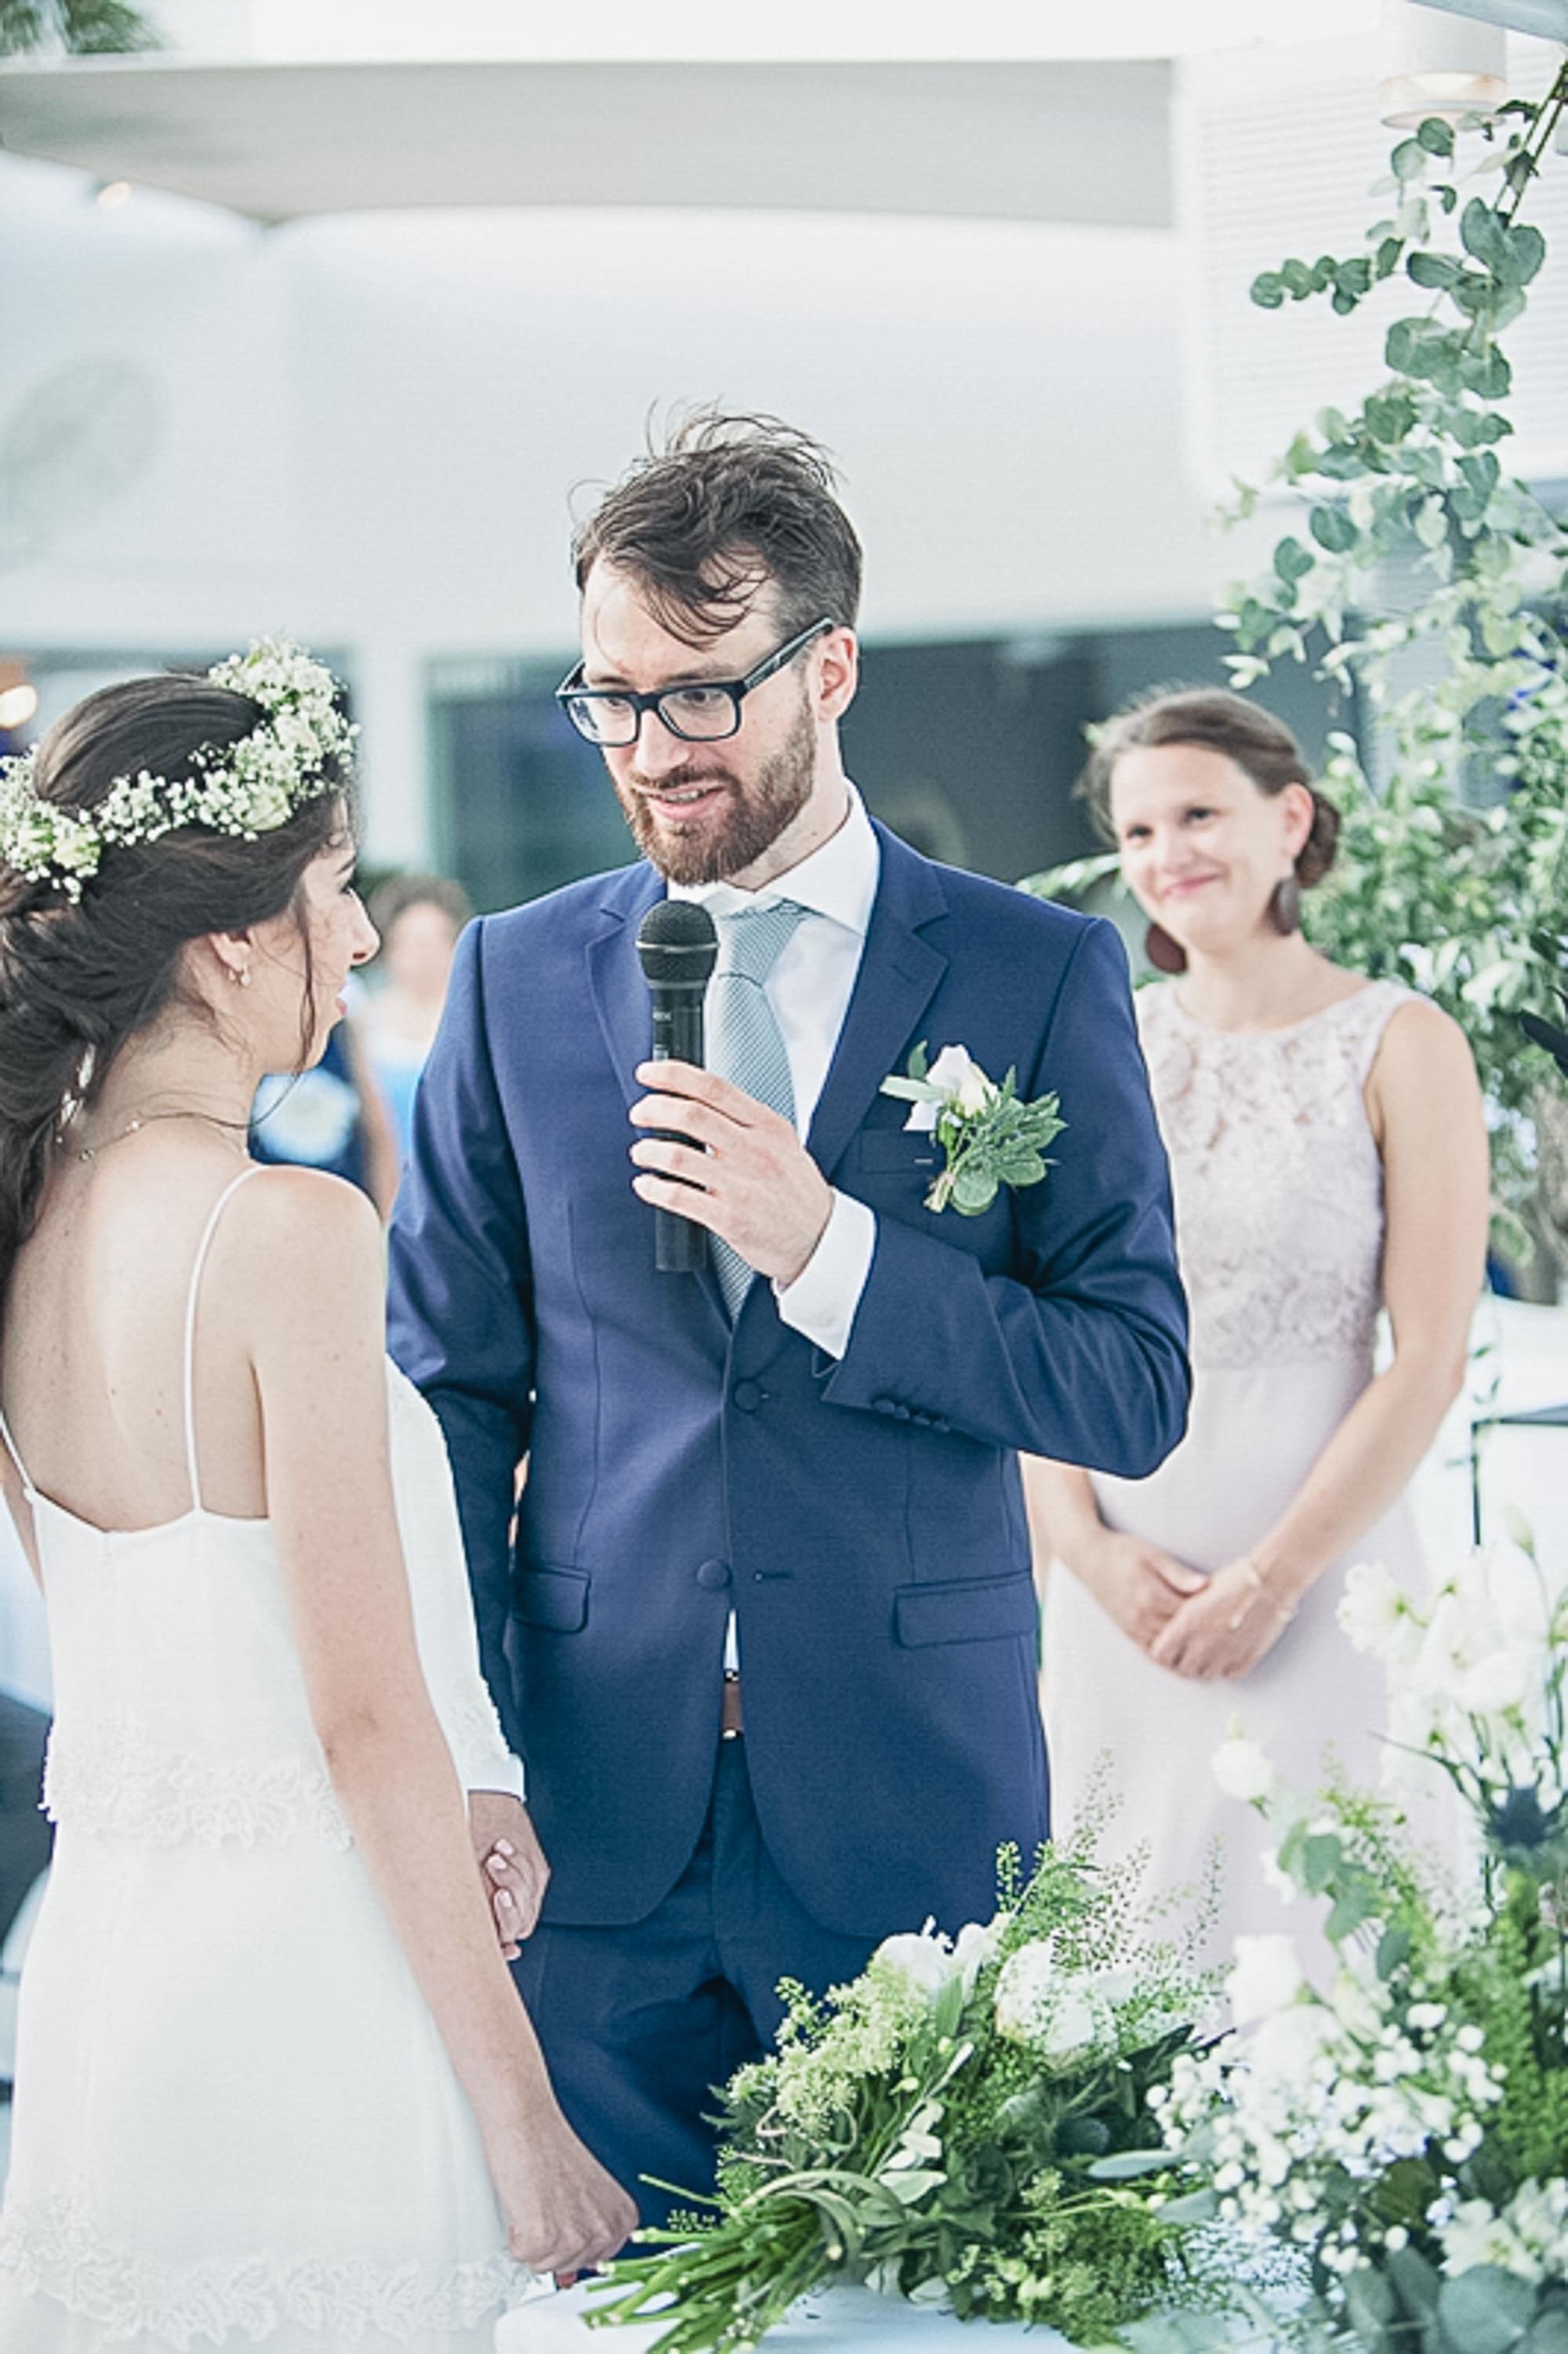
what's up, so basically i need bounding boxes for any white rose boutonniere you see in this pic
[880,1040,1065,1216]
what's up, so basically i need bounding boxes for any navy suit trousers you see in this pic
[511,1735,873,2234]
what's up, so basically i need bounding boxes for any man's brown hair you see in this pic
[572,407,863,647]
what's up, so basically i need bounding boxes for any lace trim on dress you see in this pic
[0,2190,527,2347]
[43,1729,352,1851]
[441,1694,521,1793]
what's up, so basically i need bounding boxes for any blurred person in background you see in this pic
[365,874,473,1161]
[250,989,401,1216]
[1026,688,1489,1975]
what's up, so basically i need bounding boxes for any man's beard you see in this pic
[615,696,816,885]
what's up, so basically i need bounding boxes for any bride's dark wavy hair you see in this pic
[0,672,351,1298]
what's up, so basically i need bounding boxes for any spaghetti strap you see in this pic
[183,1164,263,1513]
[0,1400,36,1501]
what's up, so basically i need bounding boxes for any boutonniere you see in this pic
[879,1042,1065,1216]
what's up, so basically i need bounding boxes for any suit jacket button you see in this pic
[732,1380,763,1411]
[695,1558,731,1590]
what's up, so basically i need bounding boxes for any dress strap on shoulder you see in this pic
[1346,979,1418,1087]
[0,1402,36,1502]
[183,1164,263,1514]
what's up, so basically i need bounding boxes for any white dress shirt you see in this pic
[670,781,882,1360]
[671,785,882,1679]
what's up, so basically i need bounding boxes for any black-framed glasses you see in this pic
[554,616,835,748]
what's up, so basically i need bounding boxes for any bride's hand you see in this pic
[469,1792,550,1957]
[492,2112,639,2278]
[1074,1531,1205,1653]
[1148,1555,1298,1681]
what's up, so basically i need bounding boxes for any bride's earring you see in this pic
[1144,921,1188,975]
[229,965,252,989]
[1268,874,1301,937]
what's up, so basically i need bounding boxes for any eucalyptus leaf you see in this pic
[1461,198,1511,271]
[1087,2148,1174,2181]
[1311,503,1359,554]
[1524,2317,1568,2354]
[1386,2244,1442,2318]
[1345,2265,1398,2344]
[950,1165,999,1216]
[1417,115,1455,154]
[1437,2265,1536,2354]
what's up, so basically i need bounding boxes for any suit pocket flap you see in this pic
[514,1565,590,1631]
[894,1572,1037,1648]
[857,1131,940,1174]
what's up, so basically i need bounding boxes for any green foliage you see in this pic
[1218,76,1568,1219]
[590,1830,1219,2353]
[880,1044,1065,1218]
[0,0,158,53]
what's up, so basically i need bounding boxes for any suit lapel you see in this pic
[807,826,949,1184]
[585,865,664,1112]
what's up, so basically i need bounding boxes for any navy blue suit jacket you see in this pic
[387,825,1189,1938]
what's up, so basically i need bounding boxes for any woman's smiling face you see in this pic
[1109,740,1312,959]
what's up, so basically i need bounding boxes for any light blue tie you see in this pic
[708,899,808,1317]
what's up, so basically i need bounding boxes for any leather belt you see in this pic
[720,1670,744,1740]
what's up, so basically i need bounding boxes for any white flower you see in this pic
[1328,1968,1385,2040]
[1212,1725,1276,1805]
[1338,1560,1423,1667]
[950,1915,1004,1996]
[1228,1934,1305,2025]
[1454,1643,1531,1716]
[993,1940,1055,2039]
[873,1920,957,1999]
[1032,1978,1116,2070]
[1442,2197,1544,2283]
[1502,1502,1537,1556]
[927,1044,996,1118]
[1247,2002,1336,2086]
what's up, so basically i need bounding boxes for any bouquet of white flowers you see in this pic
[593,1833,1225,2353]
[1163,1524,1568,2353]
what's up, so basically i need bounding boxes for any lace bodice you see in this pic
[1137,979,1415,1371]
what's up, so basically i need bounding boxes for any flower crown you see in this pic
[0,638,357,903]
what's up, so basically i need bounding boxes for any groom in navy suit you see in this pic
[387,412,1189,2225]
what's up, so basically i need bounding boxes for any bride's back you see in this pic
[3,1132,277,1532]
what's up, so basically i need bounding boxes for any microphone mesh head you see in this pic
[637,899,719,988]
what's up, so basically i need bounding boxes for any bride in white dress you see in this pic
[1029,689,1490,1977]
[0,648,634,2350]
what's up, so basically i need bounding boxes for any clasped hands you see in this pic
[468,1790,548,1961]
[1083,1532,1301,1680]
[629,1059,833,1290]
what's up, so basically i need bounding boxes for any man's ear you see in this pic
[816,627,859,723]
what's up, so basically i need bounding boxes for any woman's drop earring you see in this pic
[1144,922,1188,975]
[1269,874,1301,937]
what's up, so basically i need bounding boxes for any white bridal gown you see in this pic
[1042,981,1431,1975]
[0,1169,530,2351]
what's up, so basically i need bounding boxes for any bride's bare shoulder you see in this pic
[225,1164,383,1295]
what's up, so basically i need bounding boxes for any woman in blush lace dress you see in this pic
[0,650,632,2352]
[1029,690,1489,1974]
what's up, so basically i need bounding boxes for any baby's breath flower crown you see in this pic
[0,640,356,905]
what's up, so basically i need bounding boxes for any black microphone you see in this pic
[635,900,720,1274]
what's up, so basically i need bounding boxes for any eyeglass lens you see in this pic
[566,684,742,746]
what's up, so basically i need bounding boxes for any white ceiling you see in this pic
[0,56,1174,227]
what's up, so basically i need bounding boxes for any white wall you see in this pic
[0,155,1241,862]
